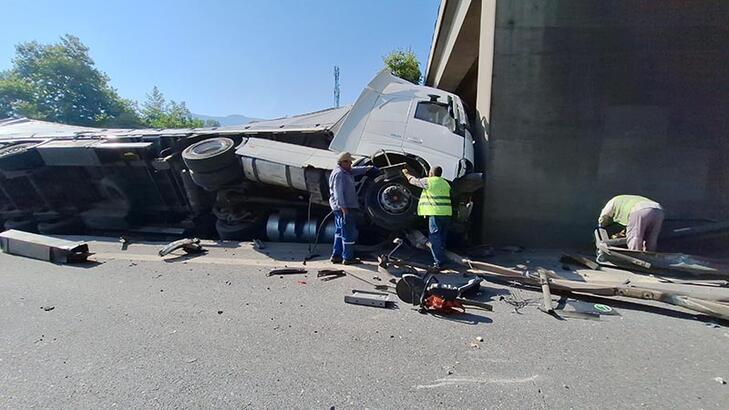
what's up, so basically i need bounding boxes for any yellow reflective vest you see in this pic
[417,177,452,216]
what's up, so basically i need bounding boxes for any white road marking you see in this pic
[415,375,538,389]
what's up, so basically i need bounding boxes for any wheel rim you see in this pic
[377,183,411,215]
[192,139,230,156]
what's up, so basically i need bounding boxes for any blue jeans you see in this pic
[428,216,449,266]
[332,210,358,261]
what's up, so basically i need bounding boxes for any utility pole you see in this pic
[333,66,341,108]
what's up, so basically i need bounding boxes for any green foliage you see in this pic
[140,86,204,128]
[0,34,142,127]
[383,48,422,84]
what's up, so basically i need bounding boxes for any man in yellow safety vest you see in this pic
[402,166,452,269]
[598,194,664,252]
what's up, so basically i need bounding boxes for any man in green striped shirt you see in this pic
[598,195,664,252]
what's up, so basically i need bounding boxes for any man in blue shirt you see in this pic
[329,152,375,265]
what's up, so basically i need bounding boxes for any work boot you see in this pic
[342,258,362,265]
[330,256,343,264]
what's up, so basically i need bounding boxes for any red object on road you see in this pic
[423,295,465,314]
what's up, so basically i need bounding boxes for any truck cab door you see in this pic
[402,99,464,178]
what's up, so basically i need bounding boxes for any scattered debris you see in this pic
[318,269,346,281]
[158,238,205,257]
[184,357,198,363]
[705,322,721,329]
[714,377,726,385]
[594,228,729,280]
[469,342,480,349]
[500,286,537,313]
[252,239,266,250]
[567,301,619,317]
[297,280,307,285]
[538,268,554,314]
[345,290,394,308]
[0,230,91,263]
[217,310,223,315]
[458,253,729,322]
[268,267,307,277]
[373,276,382,281]
[119,236,130,251]
[395,274,492,315]
[560,252,600,270]
[476,336,483,342]
[41,305,55,311]
[344,270,394,291]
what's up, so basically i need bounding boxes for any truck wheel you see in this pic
[190,165,243,192]
[364,174,418,231]
[215,218,264,241]
[216,186,249,209]
[182,138,237,173]
[0,142,45,171]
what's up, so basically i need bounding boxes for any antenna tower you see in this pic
[333,66,341,108]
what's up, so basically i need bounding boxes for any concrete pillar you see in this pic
[475,0,496,139]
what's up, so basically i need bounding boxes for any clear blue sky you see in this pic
[0,0,440,119]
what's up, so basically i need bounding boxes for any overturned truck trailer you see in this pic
[0,70,483,243]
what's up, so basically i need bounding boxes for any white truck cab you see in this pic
[329,69,475,181]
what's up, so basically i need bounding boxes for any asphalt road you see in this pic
[1,238,728,409]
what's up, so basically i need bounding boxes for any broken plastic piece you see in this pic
[268,267,307,277]
[158,238,204,257]
[0,230,92,264]
[344,290,393,308]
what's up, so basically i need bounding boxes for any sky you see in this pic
[0,0,441,119]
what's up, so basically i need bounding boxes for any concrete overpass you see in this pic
[426,0,729,249]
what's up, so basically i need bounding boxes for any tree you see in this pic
[140,87,204,129]
[141,86,166,125]
[383,48,422,84]
[0,34,142,127]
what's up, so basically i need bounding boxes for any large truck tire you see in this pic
[180,169,213,215]
[215,218,264,241]
[364,174,418,232]
[182,138,237,173]
[0,142,45,171]
[189,165,243,192]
